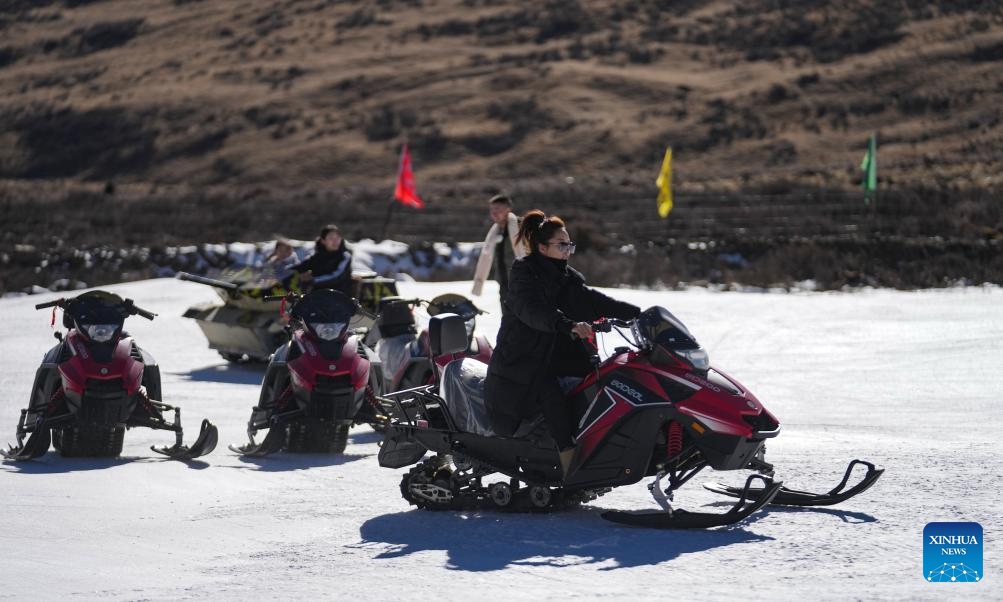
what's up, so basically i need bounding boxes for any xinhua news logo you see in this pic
[924,522,983,583]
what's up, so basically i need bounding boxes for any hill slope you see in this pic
[2,0,1003,190]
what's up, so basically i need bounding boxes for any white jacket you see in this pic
[472,212,525,296]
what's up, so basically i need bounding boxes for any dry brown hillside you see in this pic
[1,0,1002,291]
[3,0,1003,188]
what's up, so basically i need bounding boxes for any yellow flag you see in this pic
[656,146,673,218]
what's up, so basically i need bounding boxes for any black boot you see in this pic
[559,446,575,479]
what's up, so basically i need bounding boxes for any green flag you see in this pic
[860,133,877,204]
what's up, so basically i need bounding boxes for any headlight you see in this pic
[310,322,347,341]
[678,348,710,371]
[85,324,118,342]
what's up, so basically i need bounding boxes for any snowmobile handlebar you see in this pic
[175,271,241,291]
[398,297,428,308]
[34,297,156,320]
[262,291,371,319]
[123,299,157,321]
[591,317,634,333]
[377,296,426,308]
[34,299,63,310]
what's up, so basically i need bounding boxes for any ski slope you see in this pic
[1,279,999,601]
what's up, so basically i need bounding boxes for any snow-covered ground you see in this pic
[1,279,999,601]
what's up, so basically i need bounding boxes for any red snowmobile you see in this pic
[369,293,492,392]
[378,307,883,529]
[3,291,219,461]
[230,289,386,457]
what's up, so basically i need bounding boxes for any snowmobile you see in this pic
[377,307,883,529]
[368,293,492,392]
[229,289,387,457]
[3,291,219,461]
[178,268,293,363]
[179,268,398,363]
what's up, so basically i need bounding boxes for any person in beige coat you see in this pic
[471,194,527,309]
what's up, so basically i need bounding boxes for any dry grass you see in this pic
[1,1,1002,189]
[2,1,1003,291]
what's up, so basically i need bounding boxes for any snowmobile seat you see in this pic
[440,358,494,436]
[377,334,413,382]
[410,330,430,357]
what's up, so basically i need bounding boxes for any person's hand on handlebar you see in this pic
[570,322,593,340]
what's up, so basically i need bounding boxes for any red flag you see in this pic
[393,143,424,209]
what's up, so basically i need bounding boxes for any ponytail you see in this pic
[517,209,566,254]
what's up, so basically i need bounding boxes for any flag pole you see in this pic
[383,141,407,242]
[383,139,423,241]
[380,199,395,241]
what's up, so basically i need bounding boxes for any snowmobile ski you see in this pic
[602,474,782,529]
[2,428,51,461]
[703,459,884,507]
[151,419,219,460]
[228,424,286,457]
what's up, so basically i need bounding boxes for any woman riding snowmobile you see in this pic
[378,307,884,529]
[484,210,639,476]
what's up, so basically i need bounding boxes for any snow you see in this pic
[1,279,1000,601]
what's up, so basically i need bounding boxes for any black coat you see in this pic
[293,243,353,296]
[485,253,640,421]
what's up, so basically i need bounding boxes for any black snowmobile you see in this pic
[229,289,388,457]
[377,308,883,529]
[4,291,219,461]
[366,293,492,392]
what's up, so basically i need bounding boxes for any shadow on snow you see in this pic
[1,454,210,473]
[223,452,371,472]
[358,508,774,571]
[174,363,265,386]
[746,504,879,524]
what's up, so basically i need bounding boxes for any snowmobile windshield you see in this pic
[635,306,709,370]
[635,306,698,349]
[427,294,479,341]
[428,294,481,321]
[427,292,481,343]
[376,298,417,338]
[66,292,127,340]
[292,289,356,341]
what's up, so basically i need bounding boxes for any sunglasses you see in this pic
[545,241,576,252]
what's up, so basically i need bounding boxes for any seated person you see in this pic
[483,210,640,477]
[290,225,353,297]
